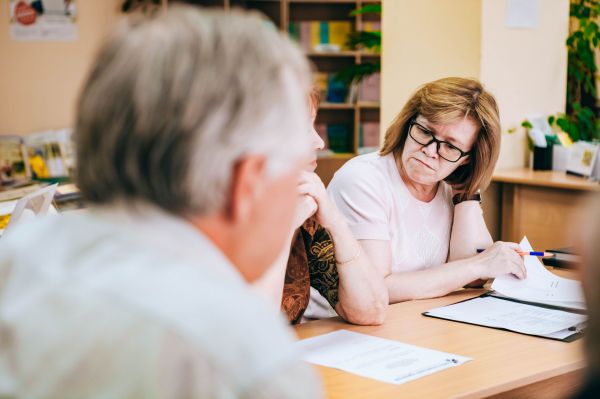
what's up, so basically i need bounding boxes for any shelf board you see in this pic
[317,152,356,159]
[357,101,380,109]
[319,102,354,110]
[305,50,380,58]
[306,51,357,57]
[289,0,367,3]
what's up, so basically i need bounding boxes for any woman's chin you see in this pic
[405,168,439,186]
[305,161,318,172]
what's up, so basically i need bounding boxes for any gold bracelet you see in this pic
[336,245,361,266]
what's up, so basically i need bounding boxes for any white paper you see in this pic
[566,141,599,177]
[491,237,585,308]
[296,330,471,385]
[427,296,586,336]
[505,0,539,29]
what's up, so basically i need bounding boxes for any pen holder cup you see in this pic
[533,146,553,171]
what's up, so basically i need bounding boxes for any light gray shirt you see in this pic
[0,205,321,398]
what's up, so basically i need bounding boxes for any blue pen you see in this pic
[476,249,555,257]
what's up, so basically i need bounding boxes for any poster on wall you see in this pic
[9,0,77,41]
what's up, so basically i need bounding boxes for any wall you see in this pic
[0,0,122,135]
[381,0,570,170]
[480,0,570,170]
[381,0,482,136]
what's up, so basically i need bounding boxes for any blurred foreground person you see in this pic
[0,6,322,398]
[575,194,600,399]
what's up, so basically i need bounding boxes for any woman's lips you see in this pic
[414,158,435,171]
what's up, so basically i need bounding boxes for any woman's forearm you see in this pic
[385,257,480,303]
[448,201,493,262]
[327,216,388,325]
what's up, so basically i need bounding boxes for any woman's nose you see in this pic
[311,127,325,151]
[422,140,438,158]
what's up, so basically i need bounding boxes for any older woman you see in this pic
[254,88,388,325]
[328,77,526,303]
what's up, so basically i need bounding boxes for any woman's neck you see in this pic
[395,153,438,202]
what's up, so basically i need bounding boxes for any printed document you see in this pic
[426,296,586,337]
[296,330,471,385]
[492,237,585,309]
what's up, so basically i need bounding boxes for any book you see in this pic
[326,124,352,153]
[0,136,30,186]
[288,21,353,52]
[359,72,380,103]
[326,75,348,103]
[359,122,380,150]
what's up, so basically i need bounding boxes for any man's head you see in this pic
[75,6,312,281]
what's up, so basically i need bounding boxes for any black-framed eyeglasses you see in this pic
[408,120,471,162]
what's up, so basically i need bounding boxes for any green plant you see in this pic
[521,1,600,142]
[334,4,381,87]
[563,0,600,141]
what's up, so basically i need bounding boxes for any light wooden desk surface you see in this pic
[295,269,585,399]
[492,168,600,191]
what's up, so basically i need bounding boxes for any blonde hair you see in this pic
[380,77,501,198]
[308,86,321,113]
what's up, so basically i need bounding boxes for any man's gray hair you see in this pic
[75,5,312,216]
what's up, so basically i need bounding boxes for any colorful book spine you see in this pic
[359,73,380,103]
[328,21,352,50]
[359,122,380,149]
[327,124,352,153]
[291,21,353,52]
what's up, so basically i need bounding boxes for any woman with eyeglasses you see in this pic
[326,77,526,304]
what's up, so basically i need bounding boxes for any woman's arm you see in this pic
[360,239,526,303]
[326,214,388,325]
[448,201,493,262]
[300,172,388,326]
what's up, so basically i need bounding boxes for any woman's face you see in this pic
[400,115,478,187]
[306,104,325,172]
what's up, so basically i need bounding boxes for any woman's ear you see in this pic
[457,154,471,167]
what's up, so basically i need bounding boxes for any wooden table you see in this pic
[489,168,600,250]
[295,269,585,399]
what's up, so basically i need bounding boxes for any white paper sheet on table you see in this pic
[491,237,585,309]
[296,330,471,385]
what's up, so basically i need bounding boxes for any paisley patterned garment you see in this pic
[281,219,340,324]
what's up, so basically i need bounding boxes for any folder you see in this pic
[423,291,586,342]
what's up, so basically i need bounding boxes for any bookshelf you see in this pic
[170,0,382,184]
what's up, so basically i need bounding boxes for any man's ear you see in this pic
[227,155,267,222]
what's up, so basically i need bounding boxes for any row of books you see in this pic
[315,72,380,104]
[288,21,352,52]
[0,129,75,187]
[315,122,380,154]
[288,20,381,53]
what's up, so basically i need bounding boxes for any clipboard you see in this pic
[423,292,586,342]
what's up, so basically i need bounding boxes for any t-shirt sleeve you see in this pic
[327,159,391,241]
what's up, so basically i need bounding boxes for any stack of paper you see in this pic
[491,237,585,310]
[425,237,587,340]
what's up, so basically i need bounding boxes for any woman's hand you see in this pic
[297,171,341,230]
[293,194,317,230]
[472,241,527,280]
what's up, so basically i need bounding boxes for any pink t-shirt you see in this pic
[328,152,454,272]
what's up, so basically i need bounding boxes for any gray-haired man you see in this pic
[0,6,321,398]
